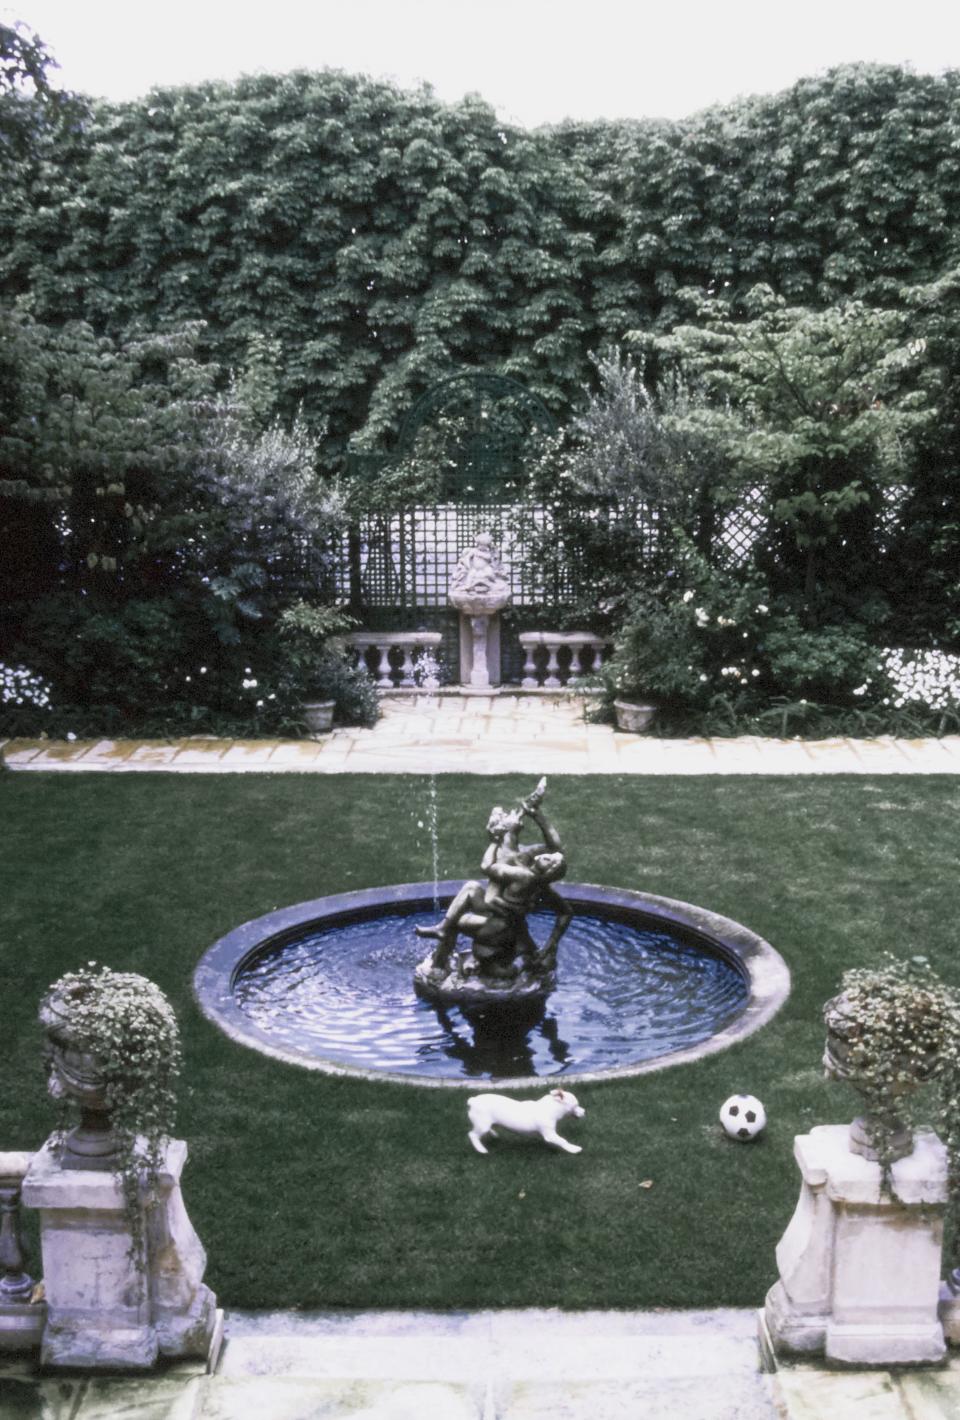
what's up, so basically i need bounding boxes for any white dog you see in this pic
[466,1089,585,1155]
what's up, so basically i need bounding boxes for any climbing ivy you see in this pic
[3,61,960,464]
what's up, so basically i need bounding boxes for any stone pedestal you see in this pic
[23,1136,219,1372]
[458,612,502,688]
[764,1124,947,1365]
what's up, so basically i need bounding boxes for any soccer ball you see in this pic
[719,1094,766,1142]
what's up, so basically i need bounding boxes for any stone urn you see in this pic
[302,699,335,735]
[40,986,120,1170]
[613,699,658,733]
[823,989,935,1163]
[449,533,512,688]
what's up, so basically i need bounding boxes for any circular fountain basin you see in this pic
[193,881,789,1088]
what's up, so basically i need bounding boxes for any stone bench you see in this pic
[518,632,611,689]
[342,632,444,689]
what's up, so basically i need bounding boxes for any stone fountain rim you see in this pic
[193,881,790,1089]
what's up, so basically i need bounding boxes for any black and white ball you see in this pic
[719,1094,766,1141]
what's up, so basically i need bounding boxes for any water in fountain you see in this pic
[232,904,749,1080]
[197,775,788,1084]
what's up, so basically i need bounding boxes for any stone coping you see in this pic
[4,722,960,775]
[193,880,790,1089]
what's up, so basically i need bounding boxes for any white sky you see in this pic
[7,0,960,126]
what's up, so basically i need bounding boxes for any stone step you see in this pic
[207,1308,780,1419]
[8,1307,960,1418]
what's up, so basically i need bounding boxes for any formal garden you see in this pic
[3,18,960,1390]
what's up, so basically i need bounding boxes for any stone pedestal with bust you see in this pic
[448,533,511,688]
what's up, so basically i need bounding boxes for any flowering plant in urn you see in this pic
[823,956,960,1190]
[41,964,181,1269]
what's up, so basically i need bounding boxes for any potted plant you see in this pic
[41,965,181,1270]
[823,956,960,1181]
[277,601,378,733]
[603,592,704,732]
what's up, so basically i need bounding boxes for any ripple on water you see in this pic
[232,909,749,1080]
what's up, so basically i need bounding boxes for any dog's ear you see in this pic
[551,1089,565,1101]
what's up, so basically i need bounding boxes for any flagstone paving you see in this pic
[6,1307,960,1418]
[2,692,960,774]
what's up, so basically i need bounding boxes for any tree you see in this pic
[524,349,744,621]
[0,309,346,718]
[885,265,960,646]
[647,286,930,618]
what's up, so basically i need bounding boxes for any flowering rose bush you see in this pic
[882,649,960,711]
[602,555,773,710]
[1,663,51,709]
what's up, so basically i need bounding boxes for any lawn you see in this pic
[2,771,958,1311]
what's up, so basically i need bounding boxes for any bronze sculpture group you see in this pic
[413,777,572,1004]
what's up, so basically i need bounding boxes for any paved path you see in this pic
[6,1305,958,1419]
[3,693,960,774]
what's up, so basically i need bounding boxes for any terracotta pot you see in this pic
[302,699,335,735]
[614,699,657,733]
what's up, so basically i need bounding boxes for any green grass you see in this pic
[2,772,959,1311]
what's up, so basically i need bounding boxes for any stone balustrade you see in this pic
[342,632,444,689]
[0,1150,43,1352]
[518,632,611,689]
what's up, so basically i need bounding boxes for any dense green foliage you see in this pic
[4,61,960,457]
[0,310,375,732]
[3,41,960,730]
[3,771,960,1308]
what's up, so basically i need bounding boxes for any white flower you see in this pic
[717,616,736,628]
[682,590,694,603]
[695,608,709,628]
[66,732,77,741]
[756,604,769,615]
[242,678,258,689]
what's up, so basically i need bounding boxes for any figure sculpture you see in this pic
[413,778,572,1004]
[449,531,510,609]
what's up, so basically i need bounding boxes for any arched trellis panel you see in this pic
[392,372,557,504]
[341,373,561,682]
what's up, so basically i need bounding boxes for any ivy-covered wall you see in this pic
[3,63,959,464]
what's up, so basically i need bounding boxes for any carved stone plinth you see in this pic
[764,1124,947,1365]
[23,1136,220,1372]
[449,533,511,688]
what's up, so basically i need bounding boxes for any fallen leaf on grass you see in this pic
[639,1179,654,1189]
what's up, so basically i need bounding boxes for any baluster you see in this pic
[520,638,540,689]
[372,641,394,689]
[398,642,416,688]
[567,640,585,686]
[0,1154,35,1303]
[543,640,562,689]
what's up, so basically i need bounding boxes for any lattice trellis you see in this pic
[333,374,778,682]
